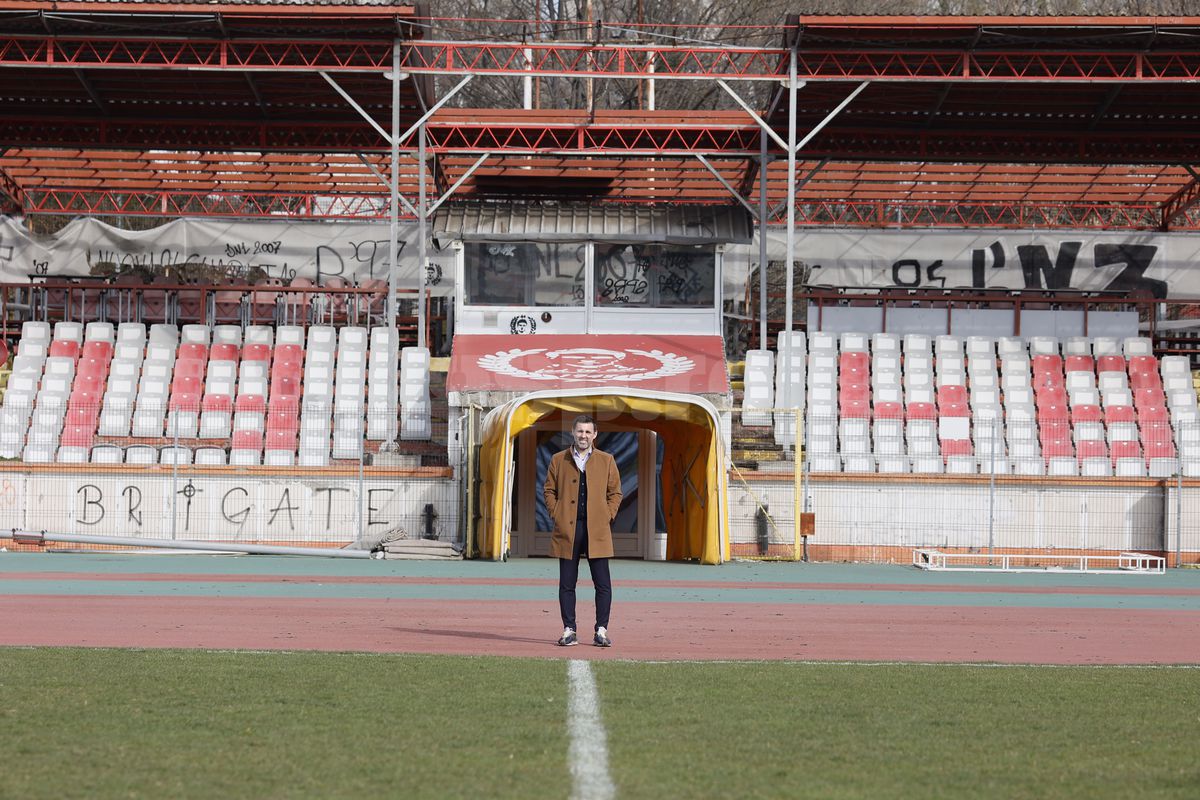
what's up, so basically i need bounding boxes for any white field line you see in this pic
[567,659,616,800]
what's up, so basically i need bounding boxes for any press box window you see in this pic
[594,244,716,308]
[463,242,585,306]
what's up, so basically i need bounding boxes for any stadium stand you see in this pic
[736,333,1200,477]
[0,319,434,466]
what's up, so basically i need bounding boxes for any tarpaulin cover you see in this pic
[477,389,729,565]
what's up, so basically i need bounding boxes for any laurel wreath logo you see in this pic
[477,347,695,383]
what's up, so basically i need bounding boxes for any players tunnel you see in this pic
[475,388,730,564]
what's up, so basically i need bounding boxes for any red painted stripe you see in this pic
[2,571,1199,597]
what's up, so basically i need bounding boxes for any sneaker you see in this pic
[557,628,578,647]
[593,627,611,648]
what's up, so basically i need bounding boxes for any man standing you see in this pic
[543,414,622,647]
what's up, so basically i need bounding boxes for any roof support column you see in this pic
[418,122,427,350]
[388,38,402,444]
[759,131,769,349]
[785,48,796,334]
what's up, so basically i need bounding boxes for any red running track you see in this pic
[3,595,1199,665]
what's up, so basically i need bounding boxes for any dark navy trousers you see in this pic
[558,517,612,633]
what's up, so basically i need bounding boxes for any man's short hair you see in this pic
[572,414,596,430]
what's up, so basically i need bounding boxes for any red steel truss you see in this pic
[3,13,1200,230]
[22,187,1200,231]
[0,34,1195,83]
[22,189,395,220]
[782,200,1181,230]
[399,40,1200,82]
[1161,179,1200,231]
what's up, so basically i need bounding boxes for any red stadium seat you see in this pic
[241,343,272,363]
[940,439,972,457]
[1109,440,1142,463]
[937,385,968,406]
[873,401,904,420]
[1042,437,1074,460]
[267,394,300,415]
[1138,405,1169,424]
[1035,386,1068,407]
[274,344,304,364]
[177,342,208,362]
[1104,405,1137,424]
[1127,355,1158,376]
[81,341,113,362]
[1144,440,1177,461]
[1039,420,1070,441]
[1036,402,1070,424]
[1076,439,1108,461]
[209,343,240,362]
[232,429,264,451]
[171,375,202,396]
[1031,355,1063,375]
[839,352,869,372]
[1133,388,1166,409]
[1129,371,1163,391]
[270,375,301,398]
[1064,355,1094,373]
[906,402,937,420]
[235,394,267,413]
[65,404,99,427]
[76,357,108,381]
[265,428,298,452]
[1140,422,1173,445]
[839,366,869,386]
[48,340,79,359]
[169,392,201,413]
[60,425,94,449]
[266,407,299,434]
[68,389,103,413]
[840,382,869,401]
[174,359,206,381]
[1071,404,1102,423]
[940,401,969,418]
[839,398,870,419]
[201,393,233,413]
[1096,355,1126,374]
[72,375,104,394]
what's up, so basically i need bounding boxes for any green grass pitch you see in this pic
[1,648,1198,799]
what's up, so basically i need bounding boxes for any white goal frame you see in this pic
[912,550,1166,575]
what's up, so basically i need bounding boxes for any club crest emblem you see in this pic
[477,346,695,383]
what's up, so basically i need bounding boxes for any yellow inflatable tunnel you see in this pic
[475,388,729,564]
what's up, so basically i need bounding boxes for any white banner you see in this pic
[728,228,1200,299]
[6,218,1200,301]
[0,216,456,295]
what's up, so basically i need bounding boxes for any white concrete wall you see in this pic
[0,471,459,545]
[729,477,1170,553]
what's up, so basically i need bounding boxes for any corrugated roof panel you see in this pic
[432,204,753,245]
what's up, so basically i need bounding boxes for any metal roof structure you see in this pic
[0,8,1199,231]
[432,203,753,244]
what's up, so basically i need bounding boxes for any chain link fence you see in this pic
[0,405,463,554]
[727,409,1200,566]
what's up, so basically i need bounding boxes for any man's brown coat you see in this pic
[542,448,623,559]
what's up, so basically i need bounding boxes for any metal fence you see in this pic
[727,409,1200,566]
[0,406,463,554]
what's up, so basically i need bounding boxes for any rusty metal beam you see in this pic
[1160,166,1200,231]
